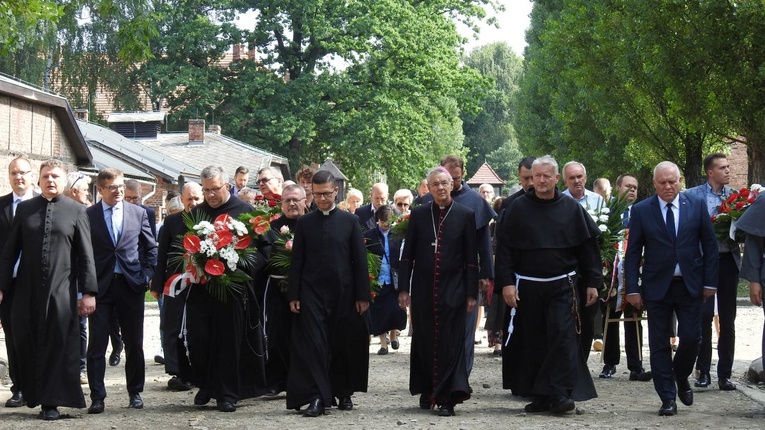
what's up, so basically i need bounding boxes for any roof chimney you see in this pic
[75,108,89,121]
[208,124,221,135]
[233,44,242,61]
[188,119,205,145]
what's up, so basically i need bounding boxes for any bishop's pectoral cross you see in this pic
[431,239,437,251]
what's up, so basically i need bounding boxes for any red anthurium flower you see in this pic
[270,214,281,222]
[213,214,232,231]
[250,216,270,235]
[215,230,234,249]
[183,234,202,253]
[204,259,225,276]
[235,235,251,249]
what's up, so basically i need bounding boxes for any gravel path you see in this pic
[2,304,765,429]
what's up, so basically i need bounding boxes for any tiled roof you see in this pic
[466,162,504,185]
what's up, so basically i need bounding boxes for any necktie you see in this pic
[622,207,630,228]
[666,203,676,240]
[12,198,21,218]
[112,206,122,243]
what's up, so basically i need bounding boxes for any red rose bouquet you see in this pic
[711,184,762,242]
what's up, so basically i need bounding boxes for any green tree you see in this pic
[461,42,523,181]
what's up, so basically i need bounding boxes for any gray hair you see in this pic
[66,171,91,191]
[653,161,680,180]
[562,161,586,177]
[166,196,184,213]
[532,155,559,175]
[257,166,283,181]
[393,188,414,203]
[426,166,451,181]
[125,179,141,194]
[282,183,306,198]
[200,165,228,184]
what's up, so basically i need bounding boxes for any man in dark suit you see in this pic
[85,168,157,414]
[355,183,390,231]
[0,155,38,408]
[625,161,719,416]
[684,153,741,391]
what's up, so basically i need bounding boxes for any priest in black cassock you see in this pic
[0,159,98,421]
[398,166,478,417]
[258,184,307,395]
[494,155,601,415]
[286,170,370,417]
[182,166,266,413]
[417,155,495,377]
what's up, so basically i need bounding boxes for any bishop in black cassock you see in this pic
[399,167,478,416]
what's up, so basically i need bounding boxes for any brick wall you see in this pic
[728,141,749,189]
[0,95,79,195]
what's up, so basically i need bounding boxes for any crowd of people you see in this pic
[0,151,763,420]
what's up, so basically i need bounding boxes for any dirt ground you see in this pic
[2,304,765,429]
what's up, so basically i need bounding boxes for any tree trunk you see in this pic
[682,131,704,188]
[746,133,765,186]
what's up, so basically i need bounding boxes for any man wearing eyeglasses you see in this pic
[85,168,157,414]
[256,166,284,201]
[0,155,39,409]
[286,170,371,417]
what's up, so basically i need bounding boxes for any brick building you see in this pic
[0,74,93,194]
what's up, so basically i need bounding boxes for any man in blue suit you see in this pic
[85,168,157,414]
[625,161,718,416]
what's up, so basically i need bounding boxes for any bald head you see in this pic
[181,182,204,212]
[370,183,389,210]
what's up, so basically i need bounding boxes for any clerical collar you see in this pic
[320,205,336,216]
[434,199,453,210]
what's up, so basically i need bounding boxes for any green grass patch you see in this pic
[145,291,157,302]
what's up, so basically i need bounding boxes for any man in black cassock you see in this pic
[398,166,478,417]
[494,155,601,414]
[417,155,494,377]
[0,159,98,421]
[286,170,370,417]
[182,166,265,412]
[258,184,307,395]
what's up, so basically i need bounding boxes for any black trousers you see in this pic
[0,280,19,394]
[696,252,738,378]
[160,290,188,376]
[87,276,145,400]
[578,283,598,361]
[602,302,644,371]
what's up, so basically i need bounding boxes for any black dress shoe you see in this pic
[109,348,122,367]
[217,400,237,412]
[658,399,677,416]
[549,395,576,414]
[303,398,325,417]
[675,378,693,406]
[40,406,60,421]
[264,387,280,397]
[438,404,455,416]
[630,369,653,381]
[88,399,105,414]
[694,371,711,388]
[128,393,143,409]
[5,391,25,407]
[599,364,617,379]
[524,396,550,413]
[167,376,193,392]
[194,389,211,406]
[337,396,353,411]
[419,394,432,410]
[719,378,737,391]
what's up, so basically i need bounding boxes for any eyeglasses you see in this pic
[257,177,274,185]
[10,170,31,177]
[103,184,125,192]
[202,184,227,194]
[71,174,85,189]
[313,191,336,199]
[395,202,410,208]
[429,181,451,188]
[124,196,140,203]
[283,198,306,205]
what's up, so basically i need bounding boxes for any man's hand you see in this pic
[502,285,518,308]
[750,282,763,307]
[478,279,490,293]
[703,288,717,300]
[626,293,643,309]
[289,300,301,314]
[466,297,477,313]
[398,291,410,310]
[585,287,598,307]
[356,300,369,314]
[150,290,161,300]
[78,295,96,317]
